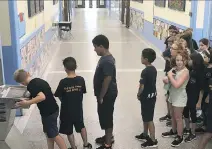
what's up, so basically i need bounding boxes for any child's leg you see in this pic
[173,106,184,137]
[148,121,156,141]
[46,137,54,149]
[190,107,197,134]
[183,106,190,130]
[67,134,77,149]
[143,122,148,136]
[54,135,67,149]
[198,133,212,149]
[81,128,88,145]
[169,103,177,132]
[105,128,113,146]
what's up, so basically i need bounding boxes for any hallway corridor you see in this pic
[22,8,209,149]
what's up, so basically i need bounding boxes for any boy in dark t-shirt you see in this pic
[54,57,92,149]
[14,69,67,149]
[135,48,158,148]
[93,35,118,149]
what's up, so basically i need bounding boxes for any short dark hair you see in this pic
[92,34,109,49]
[63,57,77,71]
[142,48,156,63]
[13,69,28,83]
[199,38,209,46]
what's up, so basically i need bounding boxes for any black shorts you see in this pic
[206,103,212,133]
[97,94,116,130]
[41,110,59,138]
[59,119,85,135]
[141,97,156,122]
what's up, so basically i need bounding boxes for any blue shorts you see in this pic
[41,110,59,138]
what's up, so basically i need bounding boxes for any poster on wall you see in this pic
[130,9,144,31]
[153,18,184,40]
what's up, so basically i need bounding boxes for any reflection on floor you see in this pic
[22,9,212,149]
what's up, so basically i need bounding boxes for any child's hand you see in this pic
[15,99,30,108]
[163,76,169,84]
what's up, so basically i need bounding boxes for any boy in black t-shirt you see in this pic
[55,57,92,149]
[14,69,67,149]
[93,35,118,149]
[135,48,158,148]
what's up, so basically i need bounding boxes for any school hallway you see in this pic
[22,8,211,149]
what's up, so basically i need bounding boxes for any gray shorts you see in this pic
[41,110,59,138]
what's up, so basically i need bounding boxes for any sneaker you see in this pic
[141,138,158,148]
[185,133,196,143]
[96,145,112,149]
[135,133,149,141]
[84,143,92,149]
[159,115,171,122]
[171,135,184,147]
[166,121,172,127]
[95,136,114,144]
[162,129,177,138]
[183,128,190,135]
[68,147,77,149]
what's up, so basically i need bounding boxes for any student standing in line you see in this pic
[162,49,190,147]
[135,48,158,148]
[14,69,67,149]
[92,35,118,149]
[198,49,212,149]
[54,57,92,149]
[183,53,205,142]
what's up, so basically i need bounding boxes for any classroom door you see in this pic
[96,0,106,8]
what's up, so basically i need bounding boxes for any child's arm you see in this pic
[98,76,112,102]
[28,92,45,104]
[98,62,114,103]
[137,84,144,99]
[16,92,45,107]
[168,69,189,88]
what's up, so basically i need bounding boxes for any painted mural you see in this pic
[130,9,144,31]
[20,27,59,78]
[153,18,184,40]
[168,0,186,11]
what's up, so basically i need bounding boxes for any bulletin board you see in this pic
[130,8,144,31]
[153,18,184,40]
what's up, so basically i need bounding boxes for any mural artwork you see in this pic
[153,18,184,40]
[130,9,144,31]
[20,27,59,78]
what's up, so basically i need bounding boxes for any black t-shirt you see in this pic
[203,67,212,92]
[54,76,86,121]
[162,48,171,73]
[94,55,118,97]
[140,66,157,99]
[27,78,59,117]
[186,69,204,100]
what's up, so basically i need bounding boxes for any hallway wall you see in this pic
[110,0,207,51]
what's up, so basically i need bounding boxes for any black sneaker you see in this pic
[171,135,184,147]
[68,147,77,149]
[135,133,149,141]
[96,145,112,149]
[166,121,172,127]
[141,138,158,148]
[84,143,92,149]
[185,133,196,143]
[95,136,114,144]
[183,128,190,135]
[162,129,177,138]
[159,115,171,122]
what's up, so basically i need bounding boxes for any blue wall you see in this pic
[2,0,20,85]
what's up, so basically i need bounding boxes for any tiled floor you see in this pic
[23,8,211,149]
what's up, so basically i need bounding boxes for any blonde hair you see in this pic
[13,69,28,83]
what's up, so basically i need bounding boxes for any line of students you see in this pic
[159,25,212,148]
[13,35,118,149]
